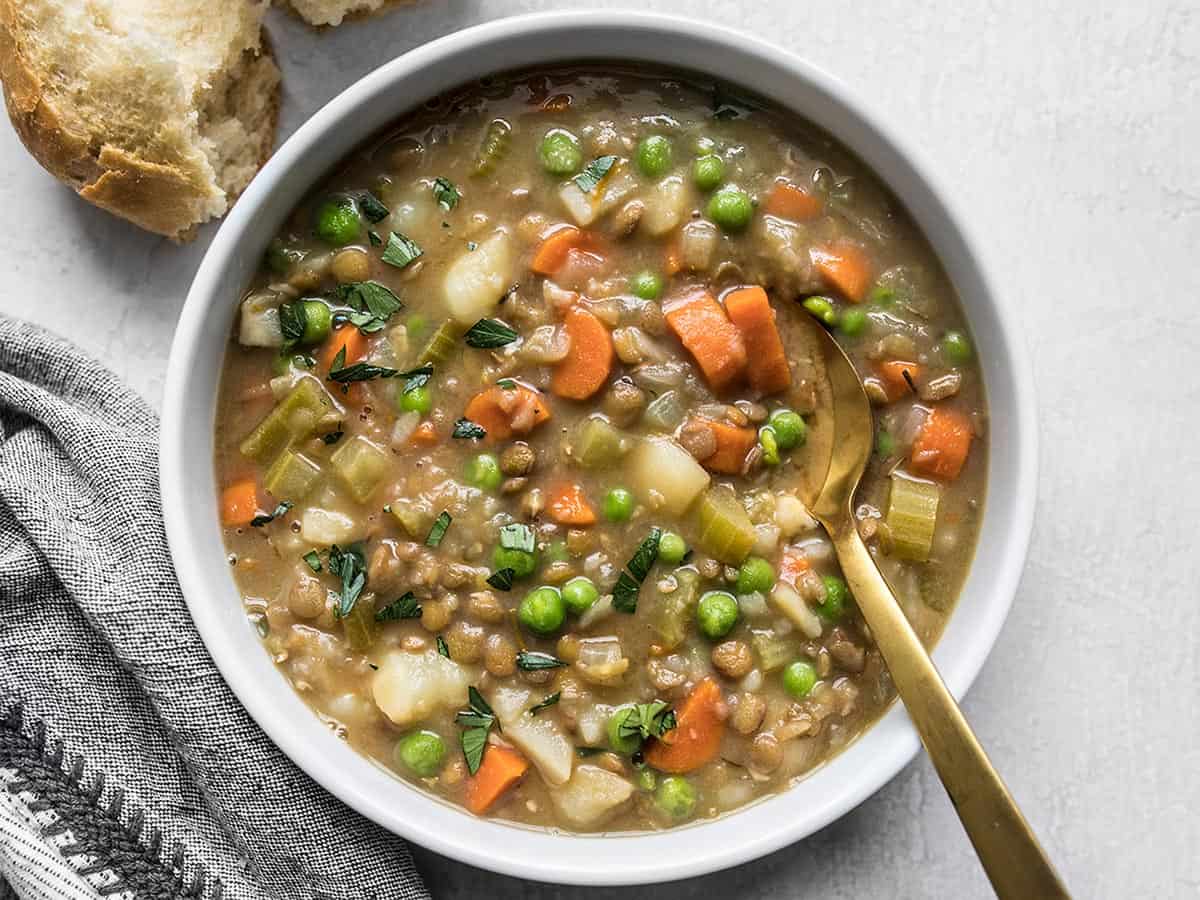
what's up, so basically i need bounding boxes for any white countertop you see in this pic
[2,2,1196,897]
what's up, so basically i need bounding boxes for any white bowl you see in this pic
[161,10,1037,886]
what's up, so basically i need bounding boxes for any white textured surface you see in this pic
[0,1,1196,897]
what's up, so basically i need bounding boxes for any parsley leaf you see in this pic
[302,549,322,573]
[529,692,560,715]
[574,155,617,193]
[456,686,498,775]
[357,190,390,223]
[464,318,519,349]
[375,591,421,621]
[498,523,535,553]
[328,544,367,618]
[437,635,451,658]
[278,302,306,347]
[334,281,403,333]
[433,177,460,211]
[516,650,566,671]
[425,510,452,547]
[368,230,383,246]
[612,527,661,613]
[486,568,515,591]
[250,501,292,527]
[452,418,486,440]
[381,231,423,269]
[400,363,433,395]
[616,701,677,742]
[322,429,344,445]
[496,378,517,389]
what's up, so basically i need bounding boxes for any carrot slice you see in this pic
[220,479,260,527]
[664,287,747,392]
[409,421,438,446]
[643,678,726,774]
[693,418,757,475]
[464,385,552,443]
[910,407,973,481]
[778,545,812,587]
[811,243,873,302]
[763,179,824,221]
[724,285,792,396]
[531,225,606,276]
[550,307,613,400]
[547,482,597,525]
[875,360,922,402]
[318,323,368,371]
[465,745,529,814]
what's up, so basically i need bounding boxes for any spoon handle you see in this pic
[829,525,1070,899]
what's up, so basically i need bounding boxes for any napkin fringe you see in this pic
[0,701,220,900]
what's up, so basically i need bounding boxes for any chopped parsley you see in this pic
[612,527,662,613]
[278,302,306,347]
[400,363,433,395]
[375,591,421,621]
[433,177,460,211]
[486,568,515,591]
[301,549,322,573]
[496,378,517,390]
[250,501,292,528]
[456,686,498,775]
[616,701,676,742]
[452,418,486,440]
[381,231,423,269]
[328,544,367,618]
[327,348,400,384]
[357,190,390,223]
[322,429,344,445]
[515,650,566,672]
[574,155,617,193]
[437,635,451,658]
[425,510,452,547]
[368,230,383,246]
[529,692,560,715]
[464,318,519,349]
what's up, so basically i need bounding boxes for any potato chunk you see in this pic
[373,650,471,726]
[626,437,710,516]
[549,765,634,827]
[442,229,515,324]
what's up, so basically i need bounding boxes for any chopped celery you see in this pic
[472,118,512,178]
[642,390,685,432]
[330,435,390,502]
[887,473,940,561]
[389,498,430,538]
[651,567,700,650]
[751,630,799,672]
[573,416,627,468]
[418,319,465,367]
[239,378,334,464]
[264,449,322,500]
[694,487,756,564]
[342,597,378,651]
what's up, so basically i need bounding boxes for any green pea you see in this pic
[314,197,361,246]
[817,575,850,622]
[518,586,566,635]
[782,660,817,699]
[655,776,697,818]
[802,296,839,326]
[696,590,739,640]
[603,487,635,522]
[539,129,583,176]
[839,307,868,337]
[875,430,896,458]
[693,135,716,155]
[869,284,897,306]
[630,270,664,300]
[298,300,333,345]
[493,545,537,578]
[758,425,780,466]
[562,576,599,615]
[636,135,673,178]
[768,409,806,451]
[692,154,725,191]
[736,556,775,595]
[635,766,658,792]
[394,730,446,777]
[266,239,303,274]
[406,313,428,340]
[707,187,753,231]
[658,531,688,565]
[399,384,432,415]
[606,706,642,755]
[942,330,973,364]
[465,453,502,491]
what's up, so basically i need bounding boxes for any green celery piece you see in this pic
[694,487,756,565]
[751,630,799,672]
[573,416,627,468]
[418,319,465,367]
[642,390,685,432]
[263,449,322,501]
[342,596,378,651]
[887,473,940,561]
[330,435,390,502]
[239,378,334,463]
[651,567,700,650]
[388,499,429,539]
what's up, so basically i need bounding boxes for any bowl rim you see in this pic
[161,9,1037,886]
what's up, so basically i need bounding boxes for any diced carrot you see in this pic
[409,421,438,446]
[220,480,260,527]
[531,225,604,275]
[811,243,873,302]
[550,307,613,400]
[465,744,529,815]
[724,285,792,396]
[663,236,684,276]
[547,482,597,526]
[778,545,812,587]
[664,287,747,392]
[643,678,726,774]
[464,385,552,443]
[692,418,757,475]
[910,407,973,481]
[319,324,368,405]
[763,179,824,221]
[875,360,922,401]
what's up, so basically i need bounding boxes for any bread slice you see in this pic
[286,0,398,28]
[0,0,280,240]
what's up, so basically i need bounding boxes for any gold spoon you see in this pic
[801,321,1069,899]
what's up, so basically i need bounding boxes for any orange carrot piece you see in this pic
[220,480,261,527]
[409,421,438,446]
[464,385,552,443]
[910,407,973,481]
[319,323,368,371]
[693,418,757,475]
[531,225,603,275]
[664,287,747,392]
[547,482,597,526]
[875,360,922,401]
[724,285,792,396]
[811,243,873,302]
[550,307,613,400]
[778,545,812,587]
[643,678,726,774]
[763,179,824,221]
[465,745,529,814]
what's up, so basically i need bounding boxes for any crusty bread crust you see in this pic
[0,0,279,241]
